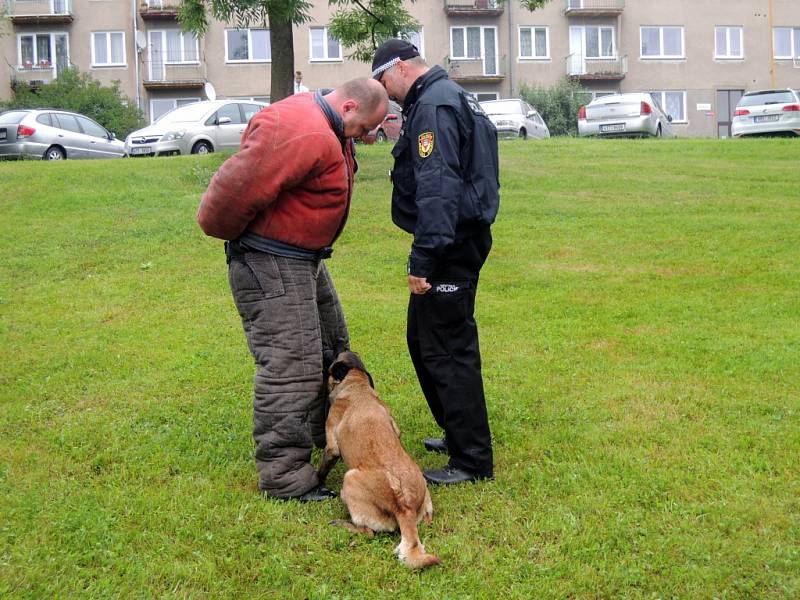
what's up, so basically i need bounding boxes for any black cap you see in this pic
[371,39,420,79]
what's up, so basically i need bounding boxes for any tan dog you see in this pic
[317,351,441,569]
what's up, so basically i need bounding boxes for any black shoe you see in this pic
[297,486,338,503]
[423,437,448,454]
[423,465,493,486]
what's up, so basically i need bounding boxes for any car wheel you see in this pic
[655,125,663,138]
[192,141,213,154]
[43,146,65,161]
[375,129,387,142]
[518,128,527,140]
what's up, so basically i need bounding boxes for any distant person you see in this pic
[294,71,309,94]
[197,78,389,502]
[371,39,500,486]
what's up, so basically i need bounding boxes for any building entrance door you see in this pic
[717,89,744,138]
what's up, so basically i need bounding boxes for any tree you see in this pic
[1,68,144,138]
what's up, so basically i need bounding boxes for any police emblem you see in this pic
[418,131,434,158]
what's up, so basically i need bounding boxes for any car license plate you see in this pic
[130,146,151,155]
[754,115,779,123]
[600,123,626,133]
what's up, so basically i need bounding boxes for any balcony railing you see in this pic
[566,54,628,79]
[564,0,624,16]
[10,62,74,89]
[139,0,181,19]
[446,56,506,83]
[443,0,503,17]
[143,60,205,89]
[7,0,74,23]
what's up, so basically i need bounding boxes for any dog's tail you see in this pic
[394,510,441,569]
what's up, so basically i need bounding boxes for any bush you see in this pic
[520,77,591,137]
[2,68,144,138]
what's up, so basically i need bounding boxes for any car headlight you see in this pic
[162,129,186,142]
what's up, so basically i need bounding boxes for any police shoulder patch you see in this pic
[418,131,434,158]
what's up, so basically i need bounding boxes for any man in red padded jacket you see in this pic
[197,78,388,502]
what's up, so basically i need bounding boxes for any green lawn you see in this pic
[1,138,798,598]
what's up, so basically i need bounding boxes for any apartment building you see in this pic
[2,0,799,137]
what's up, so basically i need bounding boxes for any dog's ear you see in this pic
[366,372,375,389]
[329,360,351,383]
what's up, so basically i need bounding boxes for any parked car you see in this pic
[0,108,125,160]
[125,99,267,157]
[480,99,550,139]
[731,89,800,138]
[362,101,402,144]
[578,93,676,138]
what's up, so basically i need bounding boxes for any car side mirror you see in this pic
[109,132,116,140]
[667,115,673,123]
[217,116,232,125]
[526,111,536,118]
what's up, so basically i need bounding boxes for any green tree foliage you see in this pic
[2,68,144,138]
[520,77,590,137]
[328,1,418,63]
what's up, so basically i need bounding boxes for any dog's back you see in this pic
[320,352,441,569]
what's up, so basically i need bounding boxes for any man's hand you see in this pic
[408,275,431,295]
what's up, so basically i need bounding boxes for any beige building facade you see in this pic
[2,0,799,136]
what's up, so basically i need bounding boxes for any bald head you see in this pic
[325,78,390,139]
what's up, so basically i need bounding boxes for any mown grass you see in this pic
[1,138,799,599]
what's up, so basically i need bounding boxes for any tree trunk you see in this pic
[269,12,294,103]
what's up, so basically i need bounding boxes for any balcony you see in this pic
[566,54,627,80]
[7,0,73,24]
[10,63,67,89]
[139,0,181,20]
[443,0,503,18]
[447,57,505,84]
[143,61,205,90]
[564,0,624,16]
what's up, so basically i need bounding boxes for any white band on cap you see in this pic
[372,57,401,79]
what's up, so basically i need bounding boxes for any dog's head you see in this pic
[328,350,375,392]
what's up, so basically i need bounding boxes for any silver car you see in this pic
[480,99,550,139]
[0,109,125,160]
[125,100,267,157]
[731,89,800,138]
[578,93,676,138]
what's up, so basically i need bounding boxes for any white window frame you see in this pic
[518,26,549,60]
[649,90,687,124]
[150,29,199,65]
[149,97,200,124]
[17,32,69,70]
[714,26,743,59]
[309,26,342,62]
[772,27,800,59]
[640,26,685,59]
[450,26,482,60]
[91,31,126,67]
[224,28,271,64]
[450,25,499,75]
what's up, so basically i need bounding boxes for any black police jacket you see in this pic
[390,66,500,278]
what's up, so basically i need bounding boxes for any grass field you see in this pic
[1,138,799,598]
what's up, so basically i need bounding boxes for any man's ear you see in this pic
[342,99,359,114]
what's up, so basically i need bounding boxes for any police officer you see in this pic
[371,39,500,485]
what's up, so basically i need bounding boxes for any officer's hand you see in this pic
[408,275,431,295]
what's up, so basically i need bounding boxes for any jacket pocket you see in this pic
[243,252,285,299]
[390,136,415,197]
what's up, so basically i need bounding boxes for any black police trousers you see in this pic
[407,225,494,477]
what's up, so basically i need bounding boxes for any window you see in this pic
[399,29,424,59]
[53,113,82,133]
[226,28,270,63]
[150,98,199,123]
[570,26,615,59]
[519,26,549,59]
[310,27,341,61]
[162,30,198,63]
[773,27,800,59]
[641,26,684,59]
[715,26,743,59]
[76,115,108,138]
[209,103,245,125]
[649,91,686,123]
[92,31,125,66]
[451,26,482,59]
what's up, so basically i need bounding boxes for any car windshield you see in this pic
[481,101,522,116]
[738,91,796,107]
[0,111,29,125]
[155,103,212,124]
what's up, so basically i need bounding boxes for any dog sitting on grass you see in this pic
[317,351,441,569]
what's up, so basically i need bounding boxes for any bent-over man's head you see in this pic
[325,78,389,139]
